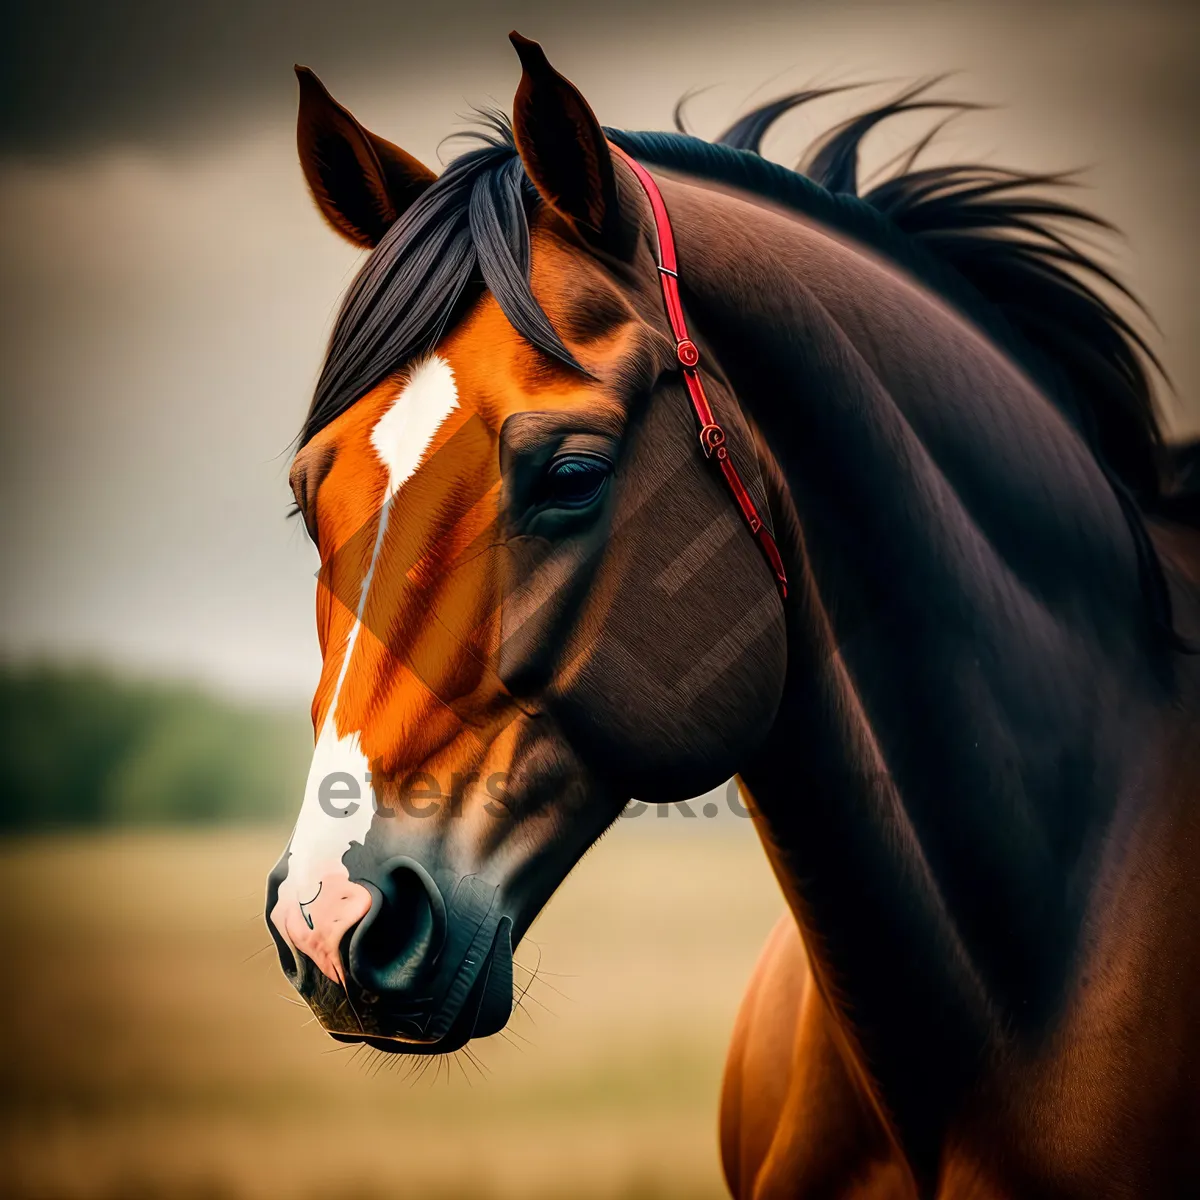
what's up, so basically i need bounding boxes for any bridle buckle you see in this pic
[699,423,727,459]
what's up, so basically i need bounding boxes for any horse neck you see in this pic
[667,178,1167,1150]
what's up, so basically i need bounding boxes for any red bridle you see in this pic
[608,144,788,599]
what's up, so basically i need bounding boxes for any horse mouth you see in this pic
[317,916,514,1055]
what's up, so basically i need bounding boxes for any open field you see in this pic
[0,818,783,1199]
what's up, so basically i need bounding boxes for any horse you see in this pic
[265,32,1200,1197]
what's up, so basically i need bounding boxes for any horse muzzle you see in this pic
[266,853,514,1053]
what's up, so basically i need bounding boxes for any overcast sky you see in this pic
[1,0,1196,702]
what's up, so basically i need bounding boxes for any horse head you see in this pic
[266,35,787,1054]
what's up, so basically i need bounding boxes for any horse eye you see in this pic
[539,453,612,509]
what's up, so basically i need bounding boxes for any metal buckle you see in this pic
[699,423,726,458]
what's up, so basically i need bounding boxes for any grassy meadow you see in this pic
[0,819,784,1199]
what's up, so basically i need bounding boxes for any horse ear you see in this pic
[508,33,630,254]
[295,66,437,250]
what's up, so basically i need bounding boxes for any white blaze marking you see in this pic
[273,357,461,981]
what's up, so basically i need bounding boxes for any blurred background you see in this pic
[0,1,1196,1197]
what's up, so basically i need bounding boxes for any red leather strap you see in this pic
[609,143,788,599]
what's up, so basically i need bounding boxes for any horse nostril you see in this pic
[265,855,303,987]
[348,857,447,997]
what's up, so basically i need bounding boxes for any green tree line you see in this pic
[0,662,311,829]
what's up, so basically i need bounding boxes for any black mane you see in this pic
[720,83,1167,504]
[304,87,1190,533]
